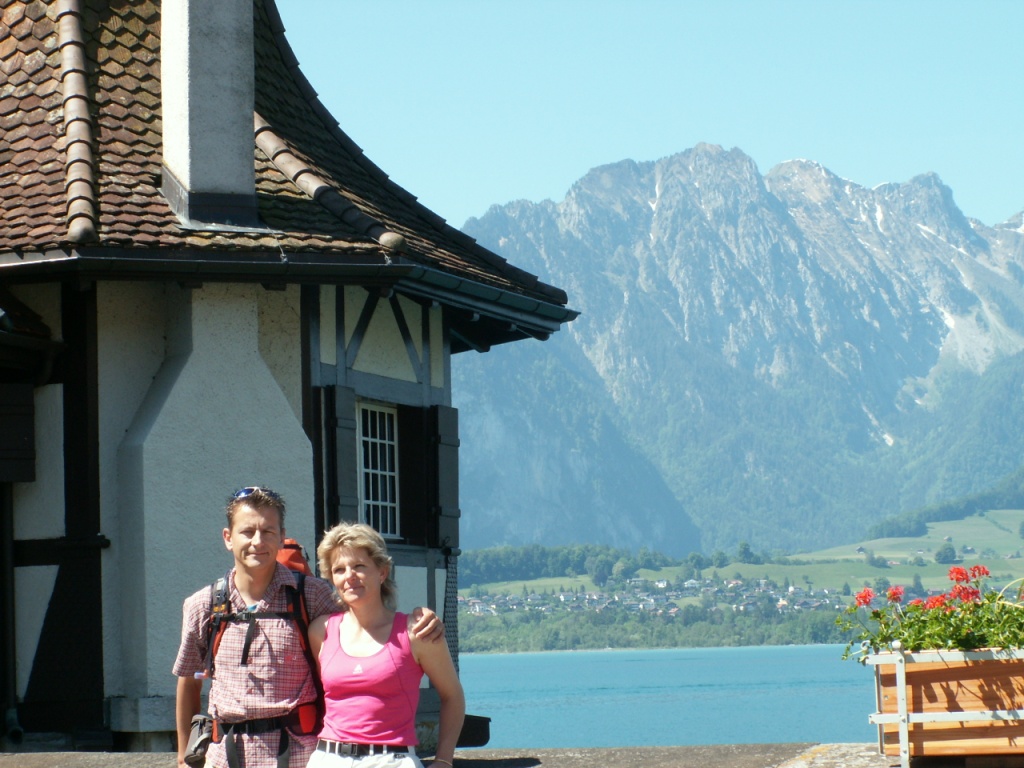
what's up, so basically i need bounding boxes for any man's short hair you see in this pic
[225,486,287,529]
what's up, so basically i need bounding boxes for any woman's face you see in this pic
[330,546,388,607]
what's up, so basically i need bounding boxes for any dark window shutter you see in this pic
[397,406,428,546]
[395,405,459,548]
[0,383,35,482]
[331,386,359,525]
[433,405,460,550]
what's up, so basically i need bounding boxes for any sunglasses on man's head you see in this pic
[232,486,282,501]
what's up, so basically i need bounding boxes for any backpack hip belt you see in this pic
[213,702,319,741]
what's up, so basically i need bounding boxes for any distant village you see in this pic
[460,575,847,618]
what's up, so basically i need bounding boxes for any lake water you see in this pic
[459,644,878,749]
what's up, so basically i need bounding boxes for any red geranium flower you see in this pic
[855,587,874,607]
[951,584,981,603]
[887,586,905,604]
[948,566,969,583]
[924,594,947,610]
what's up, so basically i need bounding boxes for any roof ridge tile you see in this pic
[55,0,97,243]
[253,112,405,252]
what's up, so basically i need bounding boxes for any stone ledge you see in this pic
[0,743,900,768]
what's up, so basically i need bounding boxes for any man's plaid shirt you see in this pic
[173,562,338,768]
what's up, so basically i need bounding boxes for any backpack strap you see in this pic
[202,572,233,679]
[286,572,325,733]
[288,572,311,647]
[203,570,289,674]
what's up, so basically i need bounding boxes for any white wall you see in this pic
[393,563,449,697]
[96,282,170,705]
[111,282,312,731]
[341,286,446,390]
[346,287,416,381]
[429,305,446,389]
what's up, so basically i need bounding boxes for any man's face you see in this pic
[223,503,283,572]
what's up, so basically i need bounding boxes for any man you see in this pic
[173,487,442,768]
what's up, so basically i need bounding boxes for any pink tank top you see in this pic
[318,611,424,744]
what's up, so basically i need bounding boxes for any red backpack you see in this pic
[277,537,314,575]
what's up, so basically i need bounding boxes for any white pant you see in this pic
[306,748,421,768]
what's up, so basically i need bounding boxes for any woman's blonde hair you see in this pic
[317,522,397,610]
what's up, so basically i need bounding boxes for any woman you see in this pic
[307,523,465,768]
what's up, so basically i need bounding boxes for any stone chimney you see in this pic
[160,0,260,229]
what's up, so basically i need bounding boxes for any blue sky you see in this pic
[277,1,1023,229]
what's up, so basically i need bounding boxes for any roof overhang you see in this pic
[0,248,578,353]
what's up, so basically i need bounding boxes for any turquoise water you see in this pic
[459,644,878,748]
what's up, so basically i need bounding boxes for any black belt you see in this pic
[219,717,294,768]
[218,715,287,736]
[316,740,410,756]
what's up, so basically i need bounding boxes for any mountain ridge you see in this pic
[452,143,1024,557]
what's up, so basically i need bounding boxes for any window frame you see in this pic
[356,400,401,539]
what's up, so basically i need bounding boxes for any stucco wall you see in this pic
[320,285,337,367]
[111,283,313,731]
[340,286,448,399]
[96,282,170,703]
[347,287,415,381]
[258,287,303,423]
[429,305,446,389]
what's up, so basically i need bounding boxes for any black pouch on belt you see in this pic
[184,714,213,768]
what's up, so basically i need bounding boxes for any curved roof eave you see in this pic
[0,245,578,339]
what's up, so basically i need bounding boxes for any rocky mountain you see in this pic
[452,143,1024,557]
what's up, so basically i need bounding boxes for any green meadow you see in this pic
[462,510,1024,598]
[647,509,1024,595]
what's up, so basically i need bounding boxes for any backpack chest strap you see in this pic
[217,608,301,667]
[204,576,308,678]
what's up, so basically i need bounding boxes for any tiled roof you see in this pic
[0,0,573,326]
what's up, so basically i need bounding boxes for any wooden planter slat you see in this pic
[866,647,1024,768]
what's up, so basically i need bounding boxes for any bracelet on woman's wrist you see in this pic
[432,760,453,767]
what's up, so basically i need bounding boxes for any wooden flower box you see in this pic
[866,645,1024,768]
